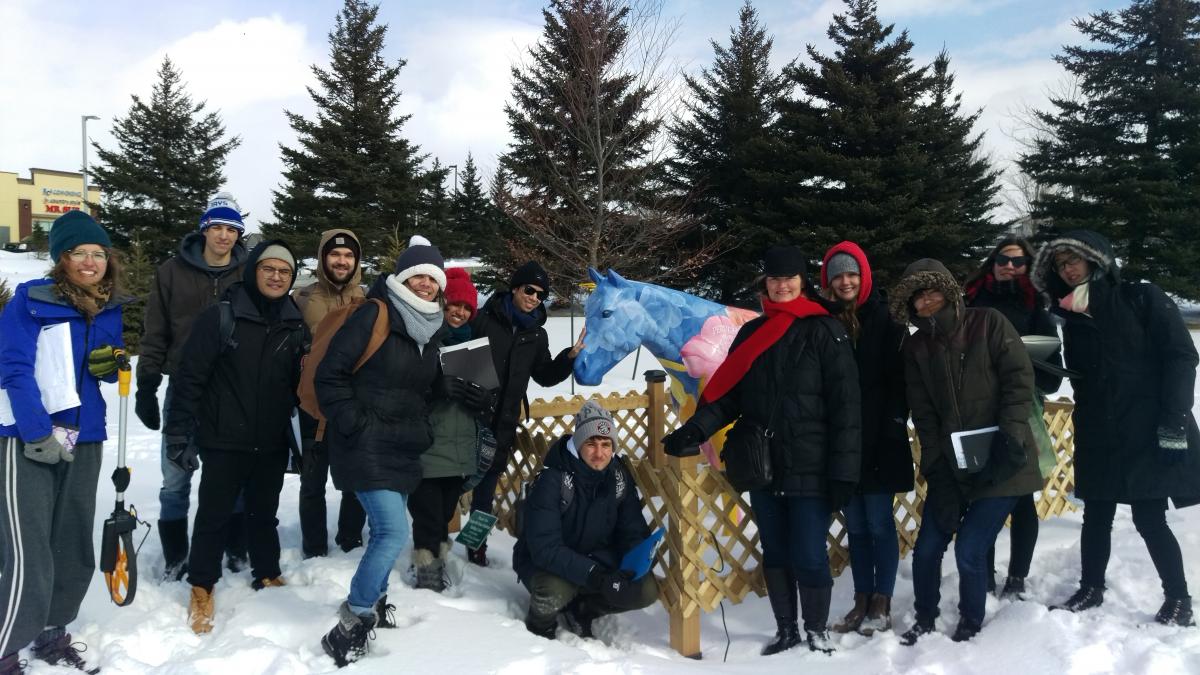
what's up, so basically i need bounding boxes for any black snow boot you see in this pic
[1155,596,1195,627]
[899,614,937,646]
[31,628,98,674]
[1051,585,1104,613]
[562,597,598,639]
[467,542,489,567]
[760,567,801,655]
[158,518,189,581]
[321,602,377,668]
[0,652,23,675]
[1000,576,1026,600]
[951,618,982,642]
[224,512,249,573]
[374,595,397,629]
[799,585,834,654]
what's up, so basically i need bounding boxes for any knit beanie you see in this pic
[393,234,447,289]
[443,267,478,317]
[574,400,616,443]
[824,252,860,280]
[509,260,551,293]
[258,243,296,272]
[761,245,806,277]
[199,192,246,233]
[49,210,111,261]
[321,230,361,263]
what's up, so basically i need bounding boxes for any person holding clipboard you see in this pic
[890,258,1041,645]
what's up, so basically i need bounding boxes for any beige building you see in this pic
[0,168,101,245]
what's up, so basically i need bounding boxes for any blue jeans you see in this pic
[844,492,899,597]
[912,493,1017,626]
[749,492,832,588]
[158,383,242,522]
[348,489,410,615]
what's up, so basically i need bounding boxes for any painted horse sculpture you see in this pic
[573,268,758,465]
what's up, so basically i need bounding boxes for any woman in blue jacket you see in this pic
[0,211,128,675]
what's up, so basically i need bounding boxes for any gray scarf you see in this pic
[385,274,443,352]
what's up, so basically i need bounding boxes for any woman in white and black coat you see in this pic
[1033,229,1200,626]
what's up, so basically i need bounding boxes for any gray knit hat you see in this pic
[824,252,860,280]
[574,401,615,443]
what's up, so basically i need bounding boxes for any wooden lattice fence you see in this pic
[484,371,1080,658]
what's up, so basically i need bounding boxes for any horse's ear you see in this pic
[606,269,629,287]
[588,267,603,284]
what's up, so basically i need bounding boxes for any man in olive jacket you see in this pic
[890,258,1040,645]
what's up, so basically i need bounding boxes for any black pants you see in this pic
[1080,498,1189,598]
[407,476,464,553]
[298,438,366,555]
[470,441,512,515]
[188,448,288,588]
[987,492,1039,580]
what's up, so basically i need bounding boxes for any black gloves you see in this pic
[662,422,704,457]
[975,431,1025,487]
[438,376,497,416]
[924,468,965,535]
[166,436,199,472]
[135,386,161,431]
[826,480,856,513]
[23,434,70,464]
[588,567,641,607]
[1158,423,1189,465]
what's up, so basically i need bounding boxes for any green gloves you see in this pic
[88,345,119,378]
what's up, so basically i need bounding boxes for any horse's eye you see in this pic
[601,309,613,318]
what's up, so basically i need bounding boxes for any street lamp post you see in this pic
[81,115,100,215]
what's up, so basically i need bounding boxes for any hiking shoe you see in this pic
[1000,576,1026,600]
[321,602,377,668]
[951,619,981,642]
[832,592,869,633]
[806,629,834,654]
[859,593,892,636]
[900,616,936,646]
[467,542,489,567]
[31,630,98,674]
[1052,585,1104,613]
[189,586,215,634]
[374,595,397,629]
[0,652,25,675]
[251,576,287,590]
[1155,596,1195,627]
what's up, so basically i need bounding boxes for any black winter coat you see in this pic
[512,435,650,586]
[317,280,446,495]
[689,315,862,496]
[847,292,913,494]
[472,293,575,451]
[965,275,1063,395]
[164,284,307,453]
[1032,231,1200,505]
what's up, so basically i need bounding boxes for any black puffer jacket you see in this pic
[688,314,862,496]
[1032,230,1200,505]
[472,293,575,451]
[317,277,446,495]
[512,435,649,586]
[965,274,1063,395]
[164,251,307,453]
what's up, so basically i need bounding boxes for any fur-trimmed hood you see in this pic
[1031,229,1118,300]
[889,258,962,325]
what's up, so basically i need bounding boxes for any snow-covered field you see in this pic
[2,250,1199,673]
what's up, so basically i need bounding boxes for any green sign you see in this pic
[455,510,499,550]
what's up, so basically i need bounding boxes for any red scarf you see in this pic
[963,271,1036,310]
[700,294,829,404]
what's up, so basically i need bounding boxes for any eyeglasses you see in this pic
[995,254,1028,268]
[66,249,109,263]
[521,285,548,301]
[1055,254,1084,272]
[258,265,293,279]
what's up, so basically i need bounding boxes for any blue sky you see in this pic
[1,0,1128,235]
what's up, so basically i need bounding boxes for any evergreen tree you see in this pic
[492,0,700,291]
[668,1,791,306]
[770,0,1000,285]
[449,154,500,258]
[1019,0,1200,298]
[120,236,154,351]
[91,57,240,264]
[418,159,455,253]
[268,0,428,270]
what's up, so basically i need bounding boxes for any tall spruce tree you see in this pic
[269,0,427,270]
[492,0,699,290]
[1019,0,1200,298]
[449,153,500,258]
[91,57,240,263]
[668,1,791,306]
[771,0,1000,284]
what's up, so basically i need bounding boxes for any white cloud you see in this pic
[878,0,1017,17]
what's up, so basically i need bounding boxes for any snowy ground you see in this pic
[2,250,1199,673]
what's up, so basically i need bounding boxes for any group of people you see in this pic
[664,236,1200,654]
[0,198,1197,672]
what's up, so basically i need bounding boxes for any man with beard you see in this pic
[293,230,368,557]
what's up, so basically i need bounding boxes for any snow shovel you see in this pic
[100,348,147,606]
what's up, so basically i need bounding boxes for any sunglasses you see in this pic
[995,254,1028,268]
[520,285,548,301]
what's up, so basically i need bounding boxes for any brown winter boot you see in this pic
[832,592,869,633]
[858,593,892,636]
[251,576,287,590]
[189,586,215,634]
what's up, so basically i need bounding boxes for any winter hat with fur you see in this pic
[889,258,962,324]
[393,234,447,290]
[443,267,479,317]
[1031,229,1117,301]
[574,400,616,443]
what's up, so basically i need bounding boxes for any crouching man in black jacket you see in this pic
[163,241,309,635]
[513,401,658,639]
